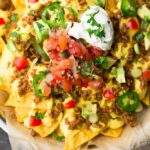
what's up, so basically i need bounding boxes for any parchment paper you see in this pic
[2,106,150,150]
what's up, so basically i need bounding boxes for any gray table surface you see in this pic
[0,128,11,150]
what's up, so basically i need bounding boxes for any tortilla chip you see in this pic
[0,37,5,54]
[0,47,15,90]
[65,126,104,150]
[5,93,53,110]
[30,113,63,137]
[15,107,30,122]
[101,127,123,138]
[0,10,9,37]
[0,89,9,106]
[11,0,25,9]
[142,87,150,106]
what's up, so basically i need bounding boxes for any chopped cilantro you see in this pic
[53,88,59,95]
[87,11,105,38]
[94,56,116,69]
[135,32,144,42]
[52,132,65,142]
[10,31,20,39]
[141,21,149,30]
[87,11,99,26]
[4,23,10,29]
[81,61,97,78]
[35,112,45,119]
[87,27,105,38]
[10,13,18,21]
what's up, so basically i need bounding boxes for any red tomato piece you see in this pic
[44,35,58,51]
[85,51,93,61]
[58,34,68,52]
[65,100,76,109]
[28,0,39,3]
[29,116,42,127]
[49,50,61,61]
[44,86,51,97]
[0,18,5,25]
[103,88,115,100]
[13,57,28,71]
[88,79,104,90]
[126,19,139,30]
[69,39,87,57]
[50,79,57,87]
[52,70,66,81]
[50,59,74,73]
[88,46,103,57]
[73,78,82,86]
[142,70,150,80]
[62,79,72,92]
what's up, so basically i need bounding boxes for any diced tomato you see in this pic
[58,34,68,52]
[88,79,104,90]
[62,79,72,92]
[126,19,139,30]
[65,100,76,109]
[13,57,28,71]
[52,70,66,81]
[44,35,58,51]
[0,18,5,25]
[28,0,39,3]
[85,51,93,61]
[50,79,57,87]
[142,70,150,80]
[81,77,92,87]
[50,59,74,72]
[88,46,103,57]
[102,88,115,100]
[49,50,61,61]
[69,39,87,57]
[29,116,42,127]
[74,73,82,79]
[73,78,82,86]
[44,86,51,97]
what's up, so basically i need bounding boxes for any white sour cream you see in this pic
[68,6,114,51]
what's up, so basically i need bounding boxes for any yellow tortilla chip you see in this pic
[0,37,5,54]
[101,127,123,138]
[5,93,53,110]
[11,0,25,9]
[65,126,104,150]
[15,107,30,122]
[0,46,15,90]
[142,87,150,106]
[32,113,63,137]
[60,109,105,150]
[0,10,9,37]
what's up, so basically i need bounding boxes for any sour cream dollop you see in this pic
[68,6,114,51]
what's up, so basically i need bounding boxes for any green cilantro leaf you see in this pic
[35,112,45,120]
[52,132,65,142]
[10,31,20,39]
[10,13,18,21]
[135,32,144,42]
[141,21,149,30]
[94,56,116,69]
[4,23,10,29]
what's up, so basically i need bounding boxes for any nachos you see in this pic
[0,0,150,150]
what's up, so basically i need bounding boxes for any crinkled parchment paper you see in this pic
[1,106,150,150]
